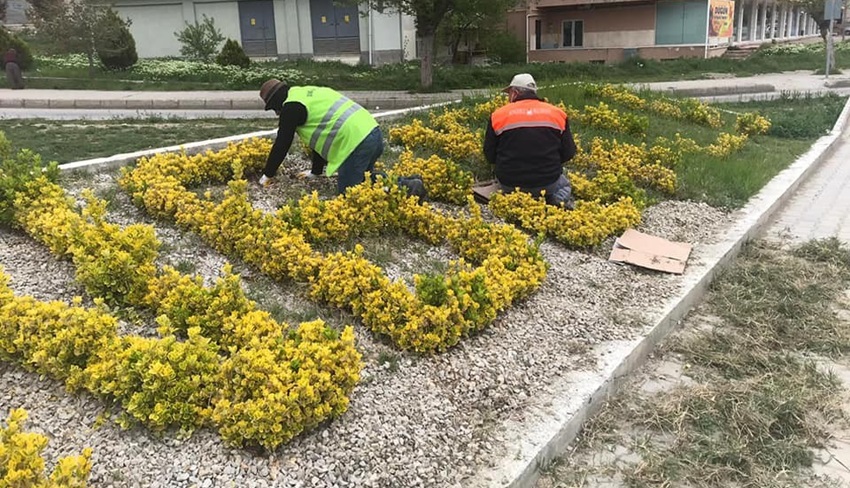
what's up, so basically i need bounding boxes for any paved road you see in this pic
[765,122,850,243]
[0,108,275,120]
[0,108,393,120]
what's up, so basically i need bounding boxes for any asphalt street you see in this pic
[0,108,277,120]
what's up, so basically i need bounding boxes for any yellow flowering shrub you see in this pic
[583,83,646,110]
[14,180,159,307]
[581,102,649,136]
[584,83,724,128]
[121,147,548,353]
[702,132,750,158]
[1,263,361,449]
[571,137,678,196]
[735,112,772,136]
[76,329,221,431]
[0,408,93,488]
[2,143,363,449]
[212,320,361,450]
[392,150,473,205]
[388,116,483,163]
[489,191,641,247]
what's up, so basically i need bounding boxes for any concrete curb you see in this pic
[57,99,463,173]
[479,95,850,488]
[659,83,776,97]
[0,93,487,112]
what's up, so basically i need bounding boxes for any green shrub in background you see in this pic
[0,28,33,70]
[482,30,526,65]
[175,15,225,62]
[96,9,139,70]
[216,38,251,69]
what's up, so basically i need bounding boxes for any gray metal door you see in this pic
[239,1,277,57]
[310,0,360,55]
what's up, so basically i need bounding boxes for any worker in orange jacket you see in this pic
[483,74,577,209]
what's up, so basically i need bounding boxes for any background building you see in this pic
[507,0,822,63]
[109,0,417,63]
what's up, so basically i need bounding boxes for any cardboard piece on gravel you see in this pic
[609,229,692,274]
[473,180,500,204]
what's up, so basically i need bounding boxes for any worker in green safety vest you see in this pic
[258,78,425,198]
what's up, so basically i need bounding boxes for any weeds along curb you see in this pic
[57,99,465,174]
[476,95,850,488]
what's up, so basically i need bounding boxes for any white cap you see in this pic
[503,73,537,93]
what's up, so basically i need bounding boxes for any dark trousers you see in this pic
[499,174,574,209]
[336,126,384,195]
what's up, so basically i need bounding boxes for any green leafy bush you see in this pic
[482,30,525,64]
[0,28,33,70]
[175,15,225,62]
[0,132,59,226]
[96,9,139,70]
[216,38,250,68]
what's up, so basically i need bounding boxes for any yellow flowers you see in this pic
[393,150,473,205]
[3,139,364,450]
[584,83,724,128]
[121,143,548,354]
[703,132,750,158]
[736,112,772,136]
[581,102,649,136]
[0,408,93,487]
[489,191,641,247]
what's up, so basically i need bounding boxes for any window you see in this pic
[535,19,542,49]
[562,20,584,47]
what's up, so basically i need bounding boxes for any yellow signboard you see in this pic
[250,18,256,26]
[709,0,735,37]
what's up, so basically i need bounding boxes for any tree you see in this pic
[31,0,103,76]
[438,0,517,64]
[96,9,138,70]
[358,0,454,89]
[174,15,225,62]
[791,0,840,71]
[357,0,517,88]
[216,38,251,68]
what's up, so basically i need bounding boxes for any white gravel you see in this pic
[0,171,734,487]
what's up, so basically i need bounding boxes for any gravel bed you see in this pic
[1,171,733,487]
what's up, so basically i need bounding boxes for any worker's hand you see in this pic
[259,174,274,187]
[296,169,319,180]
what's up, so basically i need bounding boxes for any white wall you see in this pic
[356,7,417,62]
[276,0,313,56]
[115,3,186,57]
[194,1,241,44]
[584,30,655,48]
[401,13,416,60]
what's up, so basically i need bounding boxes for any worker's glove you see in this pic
[259,174,274,187]
[296,169,320,180]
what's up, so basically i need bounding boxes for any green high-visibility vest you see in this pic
[286,86,378,176]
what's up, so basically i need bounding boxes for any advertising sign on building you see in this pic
[709,0,736,37]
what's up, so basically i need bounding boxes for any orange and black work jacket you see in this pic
[484,93,577,189]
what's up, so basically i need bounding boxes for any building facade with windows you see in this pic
[506,0,822,63]
[111,0,417,63]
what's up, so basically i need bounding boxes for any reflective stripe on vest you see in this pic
[491,99,567,136]
[285,86,378,176]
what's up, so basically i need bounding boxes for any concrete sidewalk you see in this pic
[0,87,494,111]
[1,70,849,112]
[635,70,850,97]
